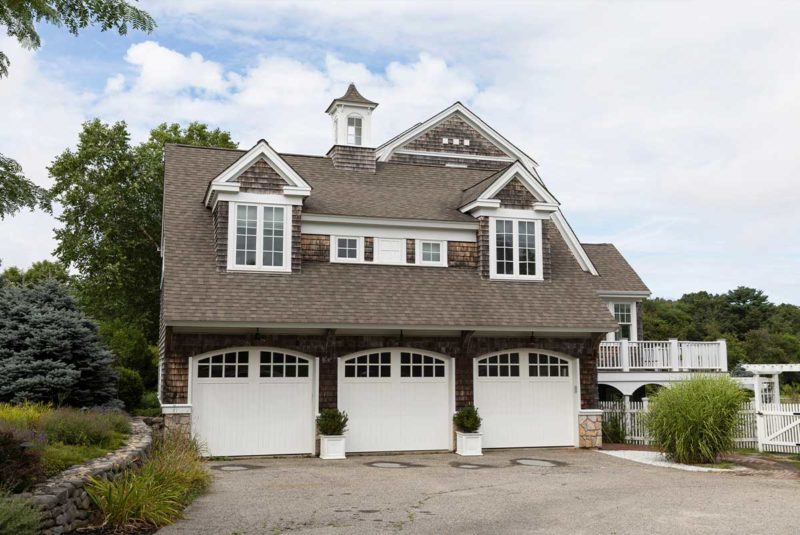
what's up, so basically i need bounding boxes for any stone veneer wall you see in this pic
[162,331,603,410]
[578,410,603,448]
[21,419,152,535]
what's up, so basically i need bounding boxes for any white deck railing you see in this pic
[598,339,727,372]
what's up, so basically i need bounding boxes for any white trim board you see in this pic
[302,220,476,242]
[204,140,311,207]
[375,103,542,180]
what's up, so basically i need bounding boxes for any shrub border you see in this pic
[17,418,152,535]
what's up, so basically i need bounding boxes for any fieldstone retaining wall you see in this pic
[20,418,152,535]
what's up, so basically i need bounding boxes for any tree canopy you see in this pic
[0,260,69,287]
[643,286,800,370]
[0,154,46,219]
[0,0,155,78]
[47,120,237,342]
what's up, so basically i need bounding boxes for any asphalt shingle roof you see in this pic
[161,144,635,331]
[582,244,650,294]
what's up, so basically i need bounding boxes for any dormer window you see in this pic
[489,217,543,280]
[347,116,362,145]
[228,202,292,272]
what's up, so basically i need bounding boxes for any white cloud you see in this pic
[2,2,800,303]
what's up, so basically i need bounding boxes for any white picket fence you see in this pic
[600,400,760,449]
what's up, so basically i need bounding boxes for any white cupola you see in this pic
[325,83,378,147]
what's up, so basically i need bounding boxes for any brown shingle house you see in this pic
[159,85,650,456]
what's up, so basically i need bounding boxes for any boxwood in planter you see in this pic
[453,405,481,433]
[316,409,348,436]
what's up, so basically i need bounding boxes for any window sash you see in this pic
[415,240,447,266]
[347,117,362,145]
[331,236,363,263]
[229,202,290,272]
[490,218,542,279]
[613,303,633,340]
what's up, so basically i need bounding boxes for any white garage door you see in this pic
[191,348,316,457]
[338,349,453,453]
[474,350,578,448]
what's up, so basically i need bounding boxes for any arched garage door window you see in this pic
[476,351,571,379]
[474,349,578,448]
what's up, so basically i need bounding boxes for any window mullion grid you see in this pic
[512,222,520,277]
[256,205,264,268]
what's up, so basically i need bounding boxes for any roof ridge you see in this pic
[167,143,245,153]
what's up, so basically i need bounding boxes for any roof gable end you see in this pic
[376,102,542,180]
[204,140,311,207]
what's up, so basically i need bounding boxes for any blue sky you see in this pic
[1,1,799,303]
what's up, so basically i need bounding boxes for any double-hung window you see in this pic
[613,303,633,340]
[347,116,362,145]
[228,203,291,272]
[489,218,543,280]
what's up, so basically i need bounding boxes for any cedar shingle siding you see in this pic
[327,145,376,172]
[400,115,507,157]
[447,241,477,268]
[389,153,508,171]
[494,177,538,208]
[364,237,374,262]
[406,239,415,264]
[212,200,228,272]
[232,158,286,192]
[300,234,330,262]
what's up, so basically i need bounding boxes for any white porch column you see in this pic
[623,394,631,443]
[669,338,680,372]
[772,374,781,403]
[621,339,630,372]
[642,397,650,445]
[753,374,764,452]
[717,338,728,371]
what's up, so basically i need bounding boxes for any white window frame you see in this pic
[415,239,447,267]
[488,217,543,280]
[330,235,364,263]
[607,301,637,341]
[227,201,292,273]
[347,114,362,146]
[374,237,407,265]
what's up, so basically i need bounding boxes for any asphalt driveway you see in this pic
[159,448,799,535]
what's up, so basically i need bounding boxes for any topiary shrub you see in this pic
[316,409,348,435]
[116,367,144,412]
[0,429,44,493]
[646,375,746,464]
[0,492,41,535]
[453,405,482,433]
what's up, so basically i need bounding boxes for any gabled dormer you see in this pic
[458,161,597,281]
[205,140,311,274]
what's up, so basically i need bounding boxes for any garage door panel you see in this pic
[191,349,315,457]
[339,350,452,453]
[475,350,577,449]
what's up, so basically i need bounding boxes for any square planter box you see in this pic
[456,431,482,456]
[319,435,346,460]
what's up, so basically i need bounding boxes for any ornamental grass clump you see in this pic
[86,430,210,530]
[646,375,746,464]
